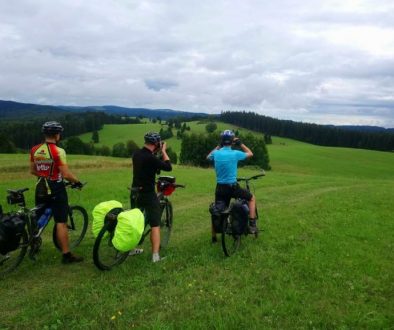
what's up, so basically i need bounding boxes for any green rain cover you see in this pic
[92,200,123,238]
[112,209,145,252]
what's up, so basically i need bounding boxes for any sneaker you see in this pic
[211,236,218,244]
[128,248,144,256]
[152,253,166,263]
[62,252,84,264]
[249,220,258,234]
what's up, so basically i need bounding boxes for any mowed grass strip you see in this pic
[0,141,393,329]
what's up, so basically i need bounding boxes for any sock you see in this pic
[152,252,160,262]
[63,252,71,258]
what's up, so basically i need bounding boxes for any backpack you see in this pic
[230,200,249,235]
[209,201,227,233]
[0,213,27,254]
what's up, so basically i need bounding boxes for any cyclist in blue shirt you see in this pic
[207,130,256,242]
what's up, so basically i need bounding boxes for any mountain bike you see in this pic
[221,173,265,257]
[0,182,88,276]
[93,176,185,270]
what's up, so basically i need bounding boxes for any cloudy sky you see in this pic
[1,0,393,127]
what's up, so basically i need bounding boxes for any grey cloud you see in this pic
[145,79,178,91]
[0,0,393,127]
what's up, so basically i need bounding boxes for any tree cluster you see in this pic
[179,132,270,170]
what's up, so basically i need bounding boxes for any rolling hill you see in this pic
[0,100,208,121]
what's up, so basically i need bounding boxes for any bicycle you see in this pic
[221,173,265,257]
[93,176,185,270]
[0,182,88,276]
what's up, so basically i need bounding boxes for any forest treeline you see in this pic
[0,112,140,152]
[220,111,394,152]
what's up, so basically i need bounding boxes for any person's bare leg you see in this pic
[248,195,256,219]
[56,223,69,253]
[151,226,160,254]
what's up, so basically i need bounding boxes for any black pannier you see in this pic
[0,213,27,255]
[209,201,227,233]
[230,200,249,235]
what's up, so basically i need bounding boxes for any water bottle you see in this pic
[37,208,52,229]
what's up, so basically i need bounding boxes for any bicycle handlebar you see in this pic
[65,181,87,190]
[237,172,266,182]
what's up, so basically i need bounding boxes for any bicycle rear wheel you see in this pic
[221,215,241,257]
[160,201,173,249]
[93,222,128,271]
[53,205,88,250]
[0,229,28,277]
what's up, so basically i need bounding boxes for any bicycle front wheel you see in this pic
[160,201,173,249]
[93,223,128,271]
[221,215,241,257]
[0,229,28,277]
[53,205,88,250]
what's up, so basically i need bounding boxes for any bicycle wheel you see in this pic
[53,205,88,250]
[160,201,173,249]
[0,229,28,277]
[221,214,241,257]
[93,222,128,271]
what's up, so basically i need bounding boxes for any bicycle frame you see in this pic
[6,182,87,254]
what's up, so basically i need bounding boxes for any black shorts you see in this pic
[35,180,69,224]
[130,190,161,228]
[215,183,253,207]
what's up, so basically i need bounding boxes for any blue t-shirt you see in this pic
[208,147,247,184]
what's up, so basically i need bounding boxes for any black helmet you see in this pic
[144,132,161,146]
[41,121,64,135]
[220,129,235,146]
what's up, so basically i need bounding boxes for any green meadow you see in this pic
[0,135,393,329]
[78,121,256,155]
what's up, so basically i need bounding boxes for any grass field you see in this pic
[78,121,258,155]
[0,137,393,329]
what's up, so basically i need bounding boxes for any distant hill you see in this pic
[221,111,394,152]
[0,100,70,120]
[57,105,208,119]
[334,125,394,134]
[0,100,208,121]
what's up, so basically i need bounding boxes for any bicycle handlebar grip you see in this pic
[175,184,186,188]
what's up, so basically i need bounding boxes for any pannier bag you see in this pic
[92,200,123,238]
[112,209,144,252]
[209,201,227,233]
[230,200,249,235]
[0,213,26,255]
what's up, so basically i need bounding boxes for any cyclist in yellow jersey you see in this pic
[30,121,84,264]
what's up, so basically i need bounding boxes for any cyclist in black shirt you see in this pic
[130,132,172,262]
